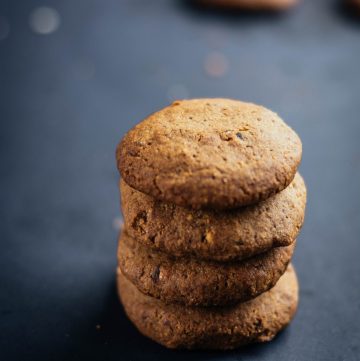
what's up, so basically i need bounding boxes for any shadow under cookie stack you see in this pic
[115,99,306,350]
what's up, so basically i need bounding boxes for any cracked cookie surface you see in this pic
[116,98,302,209]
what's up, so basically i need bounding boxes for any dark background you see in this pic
[1,0,360,360]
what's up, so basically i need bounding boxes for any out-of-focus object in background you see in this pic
[29,6,60,35]
[204,52,228,78]
[196,0,298,11]
[347,0,360,13]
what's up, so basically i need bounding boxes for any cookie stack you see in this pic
[116,99,306,350]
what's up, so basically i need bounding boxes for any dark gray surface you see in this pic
[1,0,360,360]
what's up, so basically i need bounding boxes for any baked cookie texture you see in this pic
[118,231,295,306]
[117,99,302,210]
[116,98,305,349]
[121,172,306,262]
[196,0,298,10]
[118,264,299,350]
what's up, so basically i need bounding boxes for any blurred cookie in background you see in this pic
[195,0,298,11]
[347,0,360,12]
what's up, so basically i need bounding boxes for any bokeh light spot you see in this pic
[204,52,229,78]
[29,7,60,35]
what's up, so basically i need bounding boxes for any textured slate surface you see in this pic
[1,0,360,360]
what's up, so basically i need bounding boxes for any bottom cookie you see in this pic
[118,264,299,350]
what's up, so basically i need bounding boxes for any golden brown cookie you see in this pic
[121,173,306,262]
[117,99,302,210]
[118,230,295,306]
[118,264,299,349]
[196,0,298,11]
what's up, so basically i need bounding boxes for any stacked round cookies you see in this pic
[116,98,306,350]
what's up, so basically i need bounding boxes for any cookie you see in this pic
[117,99,302,209]
[118,264,298,349]
[347,0,360,11]
[121,172,305,262]
[118,230,295,306]
[196,0,297,11]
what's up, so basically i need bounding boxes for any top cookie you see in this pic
[117,99,302,209]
